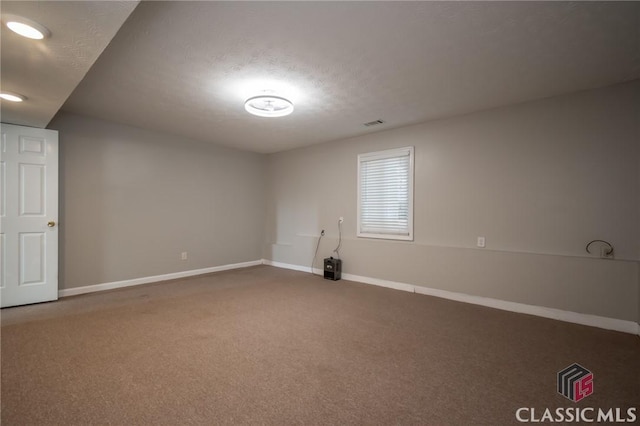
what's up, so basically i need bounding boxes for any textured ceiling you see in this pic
[7,2,640,153]
[0,1,138,128]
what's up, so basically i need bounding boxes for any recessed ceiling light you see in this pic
[0,92,26,102]
[4,15,50,40]
[244,95,294,118]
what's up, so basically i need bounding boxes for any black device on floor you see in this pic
[323,257,342,281]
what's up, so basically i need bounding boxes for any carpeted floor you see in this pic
[1,265,638,425]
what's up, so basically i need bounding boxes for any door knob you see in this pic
[47,221,56,227]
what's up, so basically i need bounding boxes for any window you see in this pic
[357,146,414,240]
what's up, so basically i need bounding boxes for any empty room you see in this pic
[1,1,639,424]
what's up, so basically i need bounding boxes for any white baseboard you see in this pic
[265,260,640,336]
[342,272,415,293]
[58,260,263,298]
[262,259,314,273]
[411,284,640,336]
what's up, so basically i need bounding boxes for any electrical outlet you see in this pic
[339,217,344,224]
[181,252,188,260]
[477,237,486,248]
[321,230,325,236]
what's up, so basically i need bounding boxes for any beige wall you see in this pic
[265,80,640,322]
[49,112,266,290]
[47,81,639,324]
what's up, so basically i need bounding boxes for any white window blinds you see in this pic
[357,147,414,240]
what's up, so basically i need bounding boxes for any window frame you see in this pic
[357,146,414,241]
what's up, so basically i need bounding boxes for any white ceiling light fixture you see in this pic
[244,95,294,118]
[4,15,50,40]
[0,91,27,102]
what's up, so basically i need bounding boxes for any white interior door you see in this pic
[1,123,59,308]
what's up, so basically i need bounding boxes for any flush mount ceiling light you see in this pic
[244,95,294,118]
[0,91,26,102]
[4,15,50,40]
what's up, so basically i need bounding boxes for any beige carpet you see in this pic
[1,265,638,425]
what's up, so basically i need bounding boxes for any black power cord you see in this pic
[585,239,614,257]
[311,230,324,275]
[312,219,343,275]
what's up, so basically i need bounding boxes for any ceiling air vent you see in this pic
[363,119,385,127]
